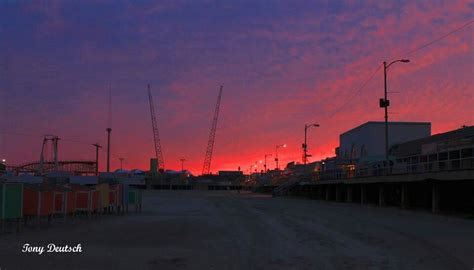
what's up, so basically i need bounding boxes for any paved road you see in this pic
[0,190,473,270]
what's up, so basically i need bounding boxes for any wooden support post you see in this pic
[346,186,352,203]
[401,184,409,209]
[16,217,21,233]
[432,182,440,214]
[360,186,366,204]
[378,185,385,207]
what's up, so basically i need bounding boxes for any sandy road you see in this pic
[0,190,473,270]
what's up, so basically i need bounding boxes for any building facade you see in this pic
[390,126,474,173]
[337,121,431,162]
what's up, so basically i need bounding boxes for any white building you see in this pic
[337,121,431,162]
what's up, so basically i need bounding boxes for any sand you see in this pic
[0,190,473,270]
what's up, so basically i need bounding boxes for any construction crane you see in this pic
[202,86,223,175]
[147,84,165,171]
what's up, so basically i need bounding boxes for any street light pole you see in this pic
[383,61,389,170]
[382,59,410,171]
[180,158,186,172]
[275,144,286,170]
[303,123,320,165]
[264,154,272,173]
[119,157,124,170]
[275,145,278,170]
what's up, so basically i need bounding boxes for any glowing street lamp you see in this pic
[275,144,287,170]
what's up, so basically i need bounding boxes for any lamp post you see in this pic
[381,59,410,171]
[303,123,320,165]
[264,154,272,173]
[275,144,287,170]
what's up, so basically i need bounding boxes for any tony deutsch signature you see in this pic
[22,243,82,255]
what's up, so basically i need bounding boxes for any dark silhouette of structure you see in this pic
[148,84,165,171]
[203,86,223,175]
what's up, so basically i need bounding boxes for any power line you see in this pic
[326,64,382,119]
[0,131,101,146]
[396,19,474,59]
[325,18,474,120]
[0,131,42,138]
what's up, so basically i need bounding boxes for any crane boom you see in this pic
[147,84,165,170]
[202,86,223,175]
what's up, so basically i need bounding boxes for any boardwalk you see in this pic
[0,190,473,270]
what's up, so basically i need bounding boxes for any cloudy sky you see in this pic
[1,0,473,174]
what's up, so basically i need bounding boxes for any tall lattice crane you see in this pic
[202,86,223,175]
[147,84,165,171]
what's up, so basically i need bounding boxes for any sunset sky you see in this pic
[1,1,473,174]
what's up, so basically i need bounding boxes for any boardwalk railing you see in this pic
[313,157,474,181]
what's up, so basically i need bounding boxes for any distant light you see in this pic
[1,159,5,163]
[259,160,263,164]
[283,144,287,148]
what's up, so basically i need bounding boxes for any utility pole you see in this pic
[106,85,112,173]
[93,143,102,176]
[106,128,111,172]
[180,158,186,172]
[303,123,319,165]
[381,59,410,172]
[119,157,124,170]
